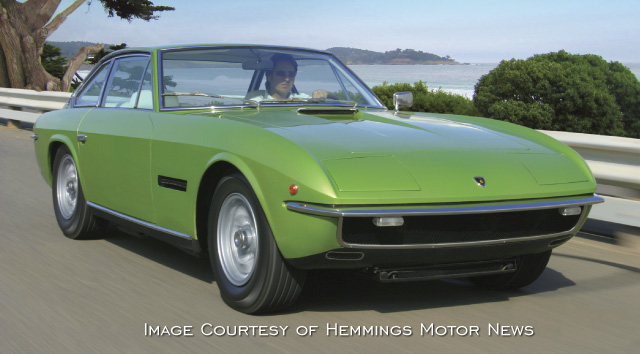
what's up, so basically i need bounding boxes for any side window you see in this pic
[75,62,110,107]
[136,63,154,110]
[102,56,149,108]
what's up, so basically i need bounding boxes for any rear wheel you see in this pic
[52,146,107,239]
[208,174,306,314]
[469,250,552,290]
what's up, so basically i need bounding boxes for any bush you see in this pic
[474,51,640,138]
[372,81,481,116]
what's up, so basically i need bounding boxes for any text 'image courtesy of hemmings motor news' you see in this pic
[145,322,535,337]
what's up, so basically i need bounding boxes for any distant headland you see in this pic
[326,47,458,65]
[46,41,459,65]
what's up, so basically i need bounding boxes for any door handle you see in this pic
[77,134,87,143]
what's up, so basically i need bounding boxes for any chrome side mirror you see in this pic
[393,92,413,112]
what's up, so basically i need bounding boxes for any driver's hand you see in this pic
[312,89,327,99]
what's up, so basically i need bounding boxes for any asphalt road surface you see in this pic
[1,126,639,353]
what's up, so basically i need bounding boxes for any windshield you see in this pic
[159,46,384,109]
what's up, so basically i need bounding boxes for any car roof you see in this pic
[100,44,333,63]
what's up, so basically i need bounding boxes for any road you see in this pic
[1,126,639,353]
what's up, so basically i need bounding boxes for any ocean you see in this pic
[349,63,640,99]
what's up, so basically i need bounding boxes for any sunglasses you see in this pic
[274,71,297,78]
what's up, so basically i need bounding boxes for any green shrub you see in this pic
[41,43,67,80]
[474,51,639,138]
[372,81,481,116]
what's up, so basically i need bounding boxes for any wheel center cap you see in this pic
[233,230,247,249]
[66,181,75,195]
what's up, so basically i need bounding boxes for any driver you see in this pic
[246,53,326,101]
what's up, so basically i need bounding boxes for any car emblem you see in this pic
[474,176,486,187]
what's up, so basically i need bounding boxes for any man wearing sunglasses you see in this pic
[246,53,326,101]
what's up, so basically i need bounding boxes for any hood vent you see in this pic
[297,107,358,115]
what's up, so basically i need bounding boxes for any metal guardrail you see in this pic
[0,87,71,124]
[540,130,640,191]
[1,90,639,191]
[538,131,639,238]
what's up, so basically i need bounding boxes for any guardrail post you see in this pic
[6,106,22,129]
[7,120,21,128]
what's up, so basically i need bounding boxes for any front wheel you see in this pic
[208,174,306,314]
[469,250,552,290]
[52,146,106,239]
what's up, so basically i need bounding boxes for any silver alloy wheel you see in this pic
[217,193,258,286]
[56,154,78,220]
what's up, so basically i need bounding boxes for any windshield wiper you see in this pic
[261,98,358,108]
[261,98,321,104]
[328,99,358,108]
[162,91,213,97]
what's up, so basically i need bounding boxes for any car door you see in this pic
[77,54,156,223]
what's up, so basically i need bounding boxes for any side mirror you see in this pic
[393,92,413,112]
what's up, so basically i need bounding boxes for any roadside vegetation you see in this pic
[374,51,640,138]
[475,51,639,138]
[40,43,67,80]
[373,81,481,117]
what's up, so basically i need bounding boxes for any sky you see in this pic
[46,0,640,63]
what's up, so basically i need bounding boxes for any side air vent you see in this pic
[158,176,187,192]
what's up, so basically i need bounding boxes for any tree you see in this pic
[41,42,66,79]
[0,0,173,91]
[474,51,640,138]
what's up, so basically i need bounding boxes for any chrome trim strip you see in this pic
[87,202,192,240]
[286,195,604,217]
[340,230,576,250]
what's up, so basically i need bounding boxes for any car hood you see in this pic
[223,109,535,156]
[217,108,591,195]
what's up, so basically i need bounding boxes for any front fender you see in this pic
[201,147,341,259]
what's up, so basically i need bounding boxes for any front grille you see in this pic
[341,208,581,246]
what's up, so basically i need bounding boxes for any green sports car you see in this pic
[33,44,603,313]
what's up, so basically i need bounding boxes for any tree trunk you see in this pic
[0,45,10,87]
[0,0,86,91]
[61,43,103,91]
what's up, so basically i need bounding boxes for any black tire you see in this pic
[208,174,306,314]
[52,146,107,239]
[469,250,552,290]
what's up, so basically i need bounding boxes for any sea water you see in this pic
[350,63,640,99]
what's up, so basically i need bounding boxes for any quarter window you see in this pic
[102,56,150,108]
[74,62,110,107]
